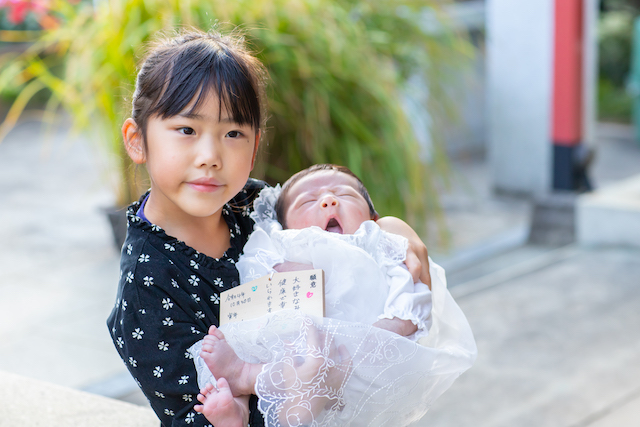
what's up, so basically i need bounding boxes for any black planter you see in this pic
[105,206,127,250]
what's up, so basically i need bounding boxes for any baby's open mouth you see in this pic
[325,218,343,234]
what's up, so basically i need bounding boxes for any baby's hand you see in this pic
[273,262,314,272]
[373,317,418,337]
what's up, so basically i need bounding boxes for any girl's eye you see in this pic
[179,127,195,135]
[226,130,242,138]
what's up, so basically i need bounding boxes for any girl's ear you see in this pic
[250,130,261,170]
[122,118,146,164]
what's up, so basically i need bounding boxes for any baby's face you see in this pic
[284,170,372,235]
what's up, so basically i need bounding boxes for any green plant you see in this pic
[599,9,634,87]
[0,0,472,236]
[598,76,633,122]
[597,2,640,123]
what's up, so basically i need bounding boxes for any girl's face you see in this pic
[284,170,373,235]
[124,93,259,225]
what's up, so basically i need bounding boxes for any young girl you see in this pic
[107,29,433,427]
[190,164,477,427]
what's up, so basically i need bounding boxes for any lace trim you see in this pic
[250,185,283,236]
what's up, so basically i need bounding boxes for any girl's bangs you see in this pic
[153,43,261,130]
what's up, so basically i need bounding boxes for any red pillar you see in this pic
[552,0,590,190]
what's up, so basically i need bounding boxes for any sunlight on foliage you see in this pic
[0,0,473,237]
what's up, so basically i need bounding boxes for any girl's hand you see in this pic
[376,217,432,289]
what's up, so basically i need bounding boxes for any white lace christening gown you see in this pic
[191,221,477,427]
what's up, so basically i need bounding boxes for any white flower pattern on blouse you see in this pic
[107,180,267,427]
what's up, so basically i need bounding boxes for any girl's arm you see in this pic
[110,289,208,425]
[376,216,431,289]
[108,243,250,426]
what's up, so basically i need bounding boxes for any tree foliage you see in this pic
[0,0,472,235]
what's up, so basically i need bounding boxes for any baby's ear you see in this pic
[122,118,146,164]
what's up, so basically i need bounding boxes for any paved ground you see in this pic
[1,118,639,426]
[424,244,640,427]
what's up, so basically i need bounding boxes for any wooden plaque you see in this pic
[219,269,325,325]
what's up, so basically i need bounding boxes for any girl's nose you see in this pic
[320,195,338,208]
[196,137,221,168]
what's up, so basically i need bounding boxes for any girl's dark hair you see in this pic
[275,164,378,228]
[131,28,267,143]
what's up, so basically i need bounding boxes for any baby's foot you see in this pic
[200,325,261,396]
[194,378,247,427]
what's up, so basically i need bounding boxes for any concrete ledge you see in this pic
[577,174,640,247]
[529,192,576,246]
[0,370,158,426]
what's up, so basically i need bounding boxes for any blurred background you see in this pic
[1,0,639,426]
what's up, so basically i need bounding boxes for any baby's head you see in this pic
[275,164,378,234]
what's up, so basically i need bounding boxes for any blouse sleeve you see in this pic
[109,242,214,426]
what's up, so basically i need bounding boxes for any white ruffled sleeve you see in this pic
[378,264,433,341]
[375,229,433,341]
[236,227,285,284]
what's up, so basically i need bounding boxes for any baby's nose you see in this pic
[320,195,338,208]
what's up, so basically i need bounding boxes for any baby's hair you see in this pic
[130,27,267,145]
[275,164,378,228]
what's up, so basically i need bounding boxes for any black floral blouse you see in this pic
[107,179,266,427]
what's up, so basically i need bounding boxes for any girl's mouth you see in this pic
[325,218,343,234]
[188,177,223,193]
